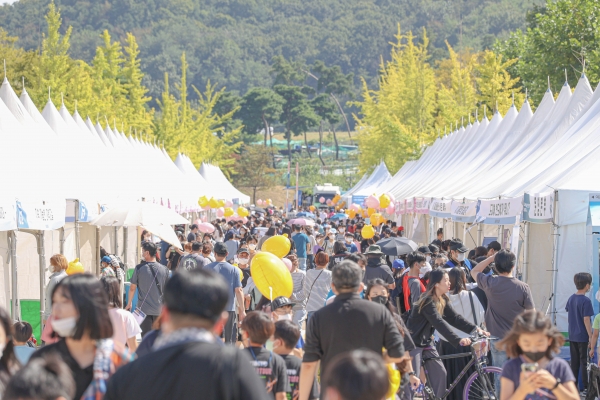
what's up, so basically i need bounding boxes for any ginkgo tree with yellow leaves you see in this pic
[353,26,524,175]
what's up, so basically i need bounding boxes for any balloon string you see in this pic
[269,286,273,301]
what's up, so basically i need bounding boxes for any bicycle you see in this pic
[419,335,502,400]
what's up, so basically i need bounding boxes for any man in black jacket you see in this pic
[105,269,268,400]
[363,245,395,290]
[298,260,405,400]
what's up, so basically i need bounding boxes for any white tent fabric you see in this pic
[199,162,250,204]
[344,161,391,203]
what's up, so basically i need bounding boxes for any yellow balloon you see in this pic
[237,206,249,217]
[67,258,85,275]
[208,197,219,209]
[362,224,375,239]
[262,235,291,258]
[309,205,316,212]
[218,199,226,208]
[250,252,293,299]
[379,194,391,209]
[386,364,401,400]
[347,210,357,219]
[224,207,234,217]
[198,195,209,208]
[371,213,384,226]
[367,207,376,217]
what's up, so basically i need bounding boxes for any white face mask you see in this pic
[339,229,345,233]
[345,238,352,243]
[457,253,465,262]
[238,258,249,265]
[248,244,256,250]
[278,314,293,321]
[51,317,77,337]
[0,343,5,359]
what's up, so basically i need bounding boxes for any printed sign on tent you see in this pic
[66,199,100,223]
[429,198,452,218]
[416,198,430,214]
[588,193,600,229]
[523,192,554,223]
[397,200,405,215]
[0,199,16,231]
[475,196,523,225]
[451,200,477,223]
[406,198,415,213]
[16,199,66,230]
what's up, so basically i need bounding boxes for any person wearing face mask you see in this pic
[32,274,130,400]
[362,245,395,290]
[241,311,290,400]
[401,252,427,320]
[44,254,69,327]
[344,232,358,253]
[286,254,307,328]
[407,269,488,399]
[444,239,474,280]
[335,225,345,242]
[323,229,336,256]
[365,279,420,399]
[236,247,252,287]
[497,310,578,400]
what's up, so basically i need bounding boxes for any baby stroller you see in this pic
[587,362,600,400]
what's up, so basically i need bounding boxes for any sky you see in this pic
[0,0,17,4]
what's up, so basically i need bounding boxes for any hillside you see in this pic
[0,0,541,102]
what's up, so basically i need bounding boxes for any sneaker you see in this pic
[580,389,587,398]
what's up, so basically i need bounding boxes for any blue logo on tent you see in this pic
[16,201,29,228]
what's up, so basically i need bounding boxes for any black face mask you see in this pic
[523,351,546,362]
[371,296,388,305]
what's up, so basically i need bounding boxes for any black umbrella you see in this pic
[252,207,266,213]
[375,237,418,256]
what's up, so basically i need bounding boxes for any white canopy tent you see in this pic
[199,162,250,204]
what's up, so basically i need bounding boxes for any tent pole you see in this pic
[10,231,19,321]
[551,192,559,324]
[522,222,530,283]
[4,234,11,313]
[74,201,81,259]
[477,222,483,246]
[123,227,128,271]
[59,227,65,254]
[95,227,101,277]
[114,227,119,259]
[36,231,46,336]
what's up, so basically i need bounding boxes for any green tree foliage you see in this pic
[310,94,341,163]
[496,0,600,104]
[476,50,524,115]
[274,85,319,162]
[238,88,284,146]
[0,0,542,103]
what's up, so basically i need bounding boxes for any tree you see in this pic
[274,84,319,162]
[435,43,478,130]
[496,0,600,104]
[233,145,277,203]
[214,91,242,134]
[239,87,284,146]
[311,94,341,163]
[476,50,523,115]
[310,60,355,143]
[270,56,306,86]
[122,33,154,134]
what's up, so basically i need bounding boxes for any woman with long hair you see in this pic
[366,278,420,398]
[304,252,332,321]
[327,241,350,270]
[406,269,487,398]
[100,276,141,352]
[437,268,486,400]
[44,254,69,325]
[32,274,132,399]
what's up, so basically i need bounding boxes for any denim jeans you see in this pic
[293,309,307,330]
[491,339,507,394]
[298,257,307,271]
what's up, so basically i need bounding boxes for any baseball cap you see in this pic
[418,245,432,254]
[392,259,405,269]
[449,239,468,253]
[271,296,296,310]
[237,247,249,255]
[213,242,228,255]
[101,256,112,264]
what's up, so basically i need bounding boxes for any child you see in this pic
[12,321,36,365]
[241,311,289,400]
[273,320,319,400]
[497,310,579,400]
[565,272,594,394]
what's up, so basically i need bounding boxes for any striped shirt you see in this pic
[304,268,332,312]
[291,270,307,310]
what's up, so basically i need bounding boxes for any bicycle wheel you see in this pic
[463,366,502,400]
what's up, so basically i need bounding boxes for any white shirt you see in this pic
[109,308,142,349]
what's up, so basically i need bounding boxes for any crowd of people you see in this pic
[0,206,591,399]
